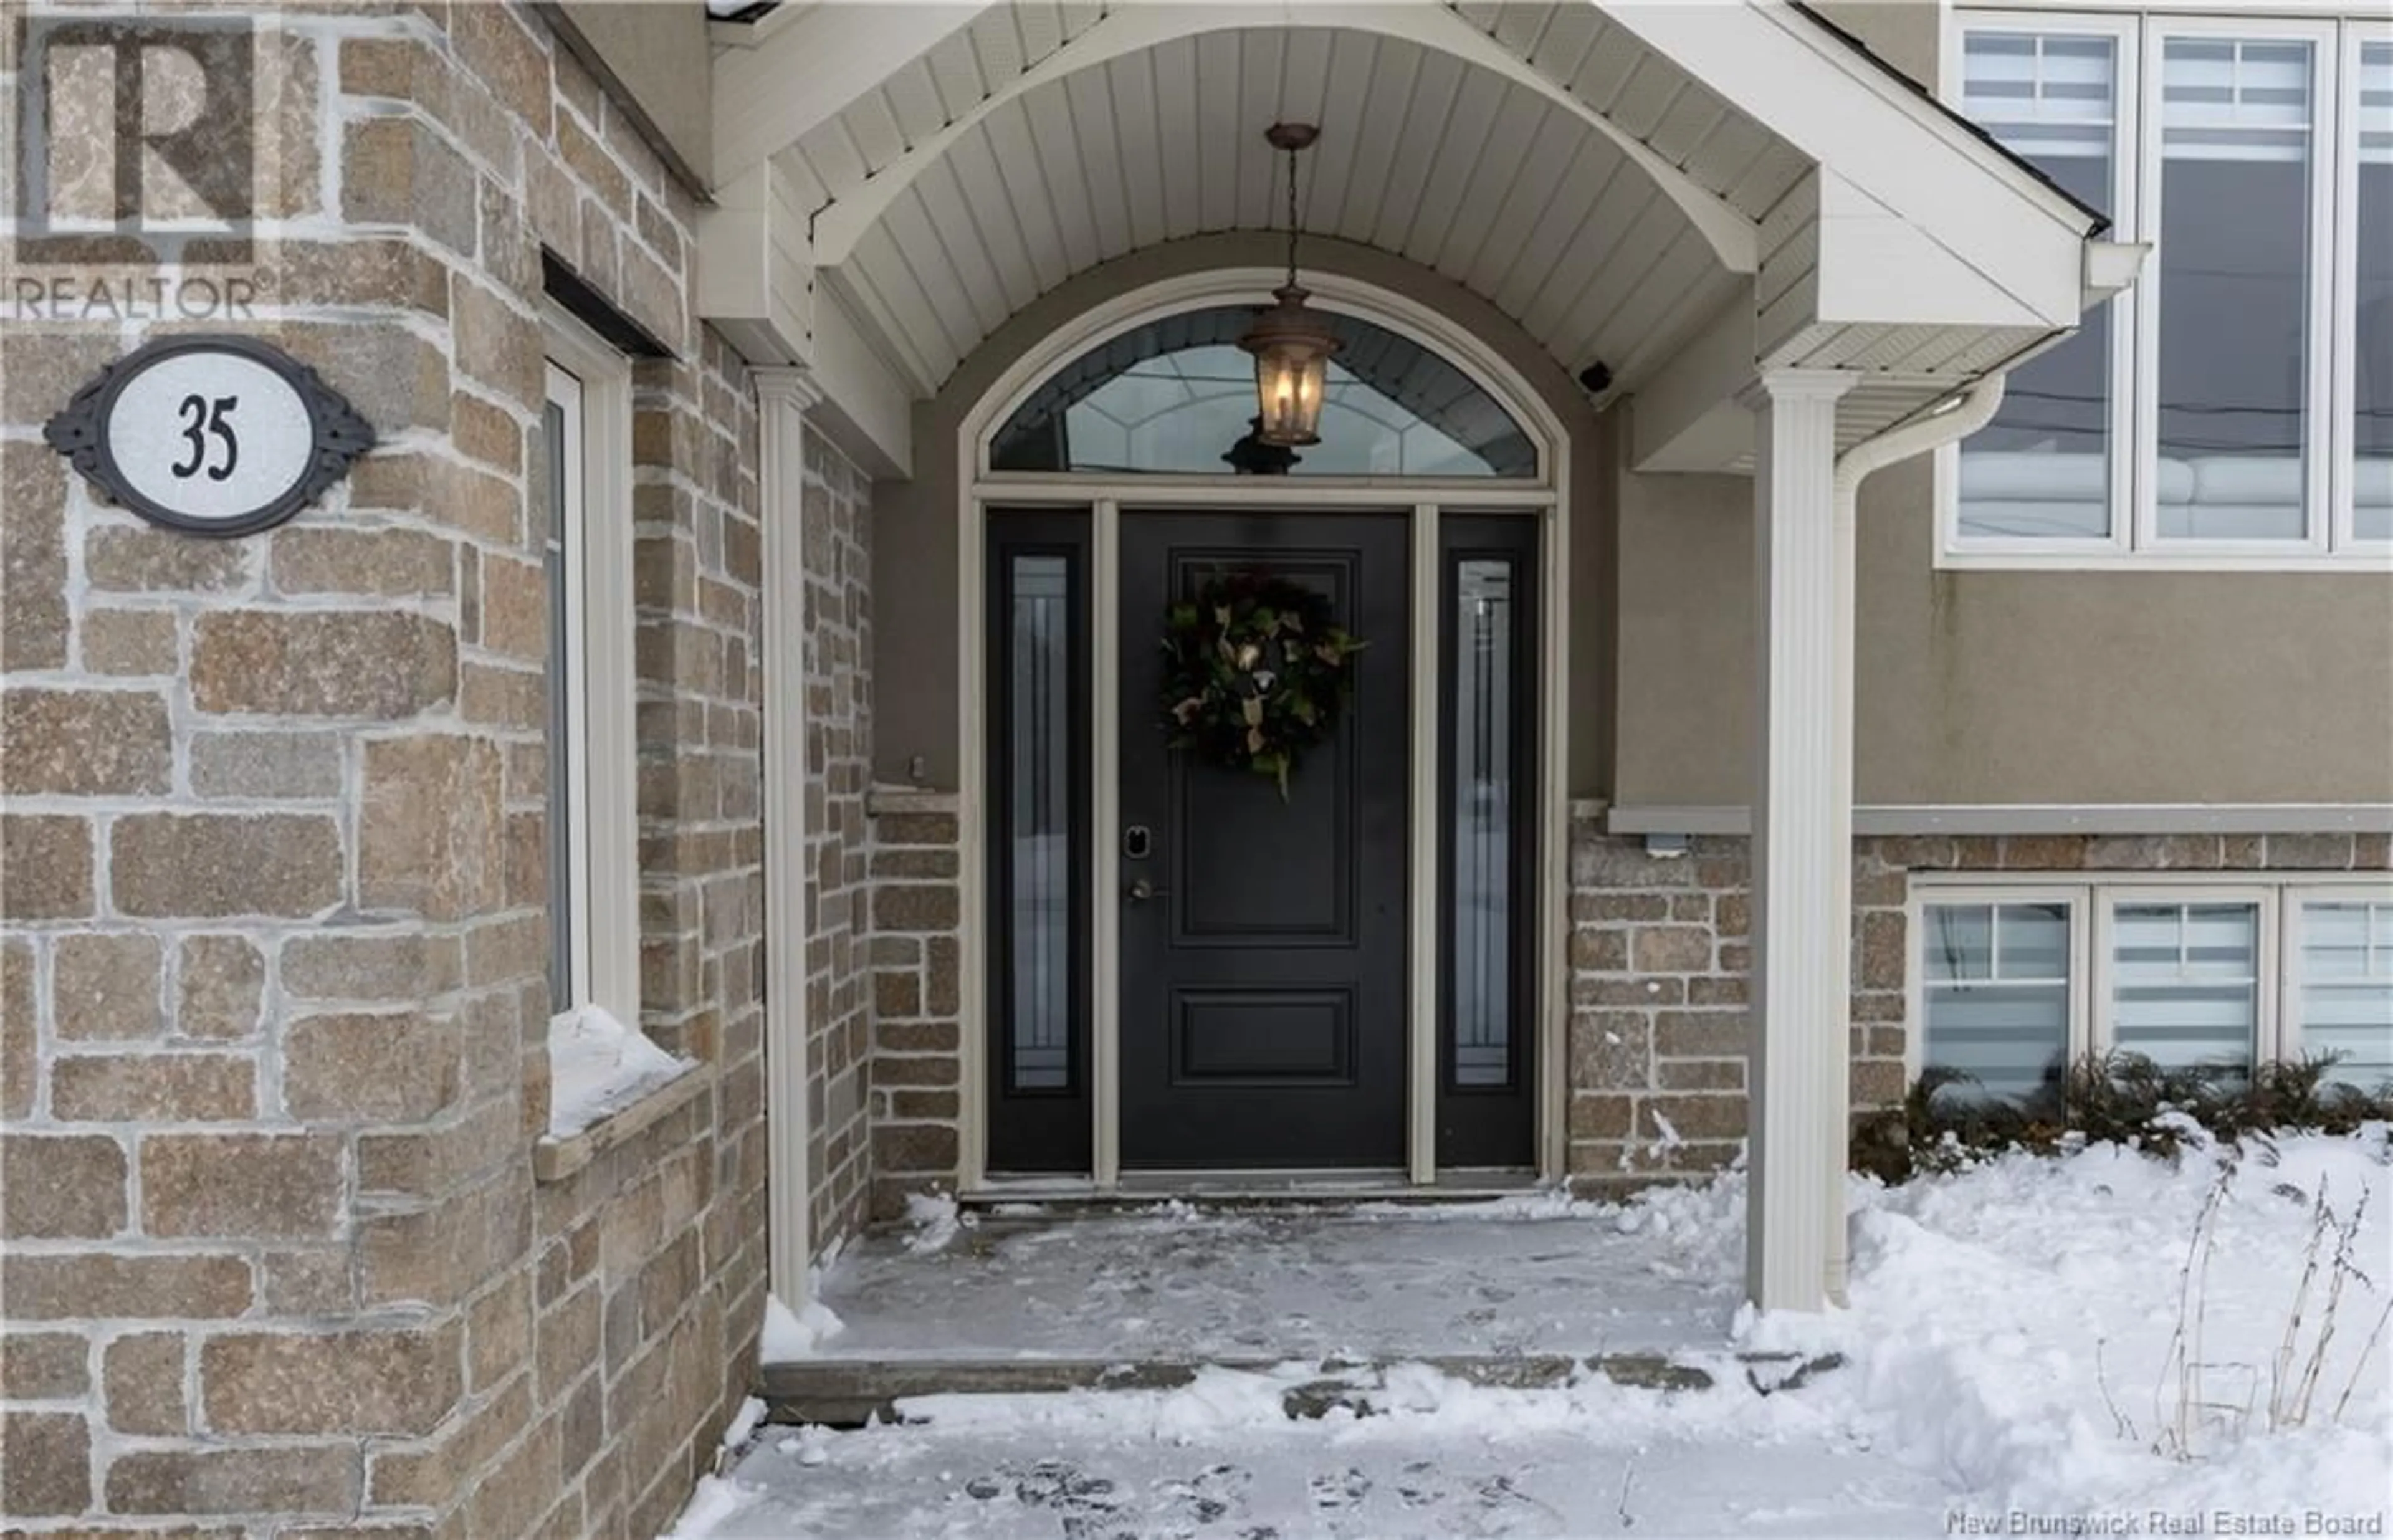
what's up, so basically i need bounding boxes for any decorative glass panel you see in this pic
[1007,555,1072,1090]
[1923,902,2072,1106]
[1452,559,1513,1087]
[990,306,1536,477]
[2298,900,2393,1093]
[2110,902,2259,1074]
[1959,32,2120,540]
[2155,38,2316,542]
[542,398,575,1016]
[2357,42,2392,542]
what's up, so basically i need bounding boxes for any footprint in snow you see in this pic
[1308,1468,1372,1510]
[1154,1463,1251,1531]
[1396,1460,1448,1510]
[1458,1472,1566,1536]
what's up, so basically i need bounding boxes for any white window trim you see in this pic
[1904,882,2093,1083]
[1940,12,2141,567]
[1909,873,2393,1085]
[543,307,640,1032]
[1939,10,2391,570]
[2334,22,2393,561]
[2281,881,2393,1074]
[2094,881,2283,1064]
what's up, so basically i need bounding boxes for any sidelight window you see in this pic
[1005,553,1074,1091]
[1451,557,1517,1088]
[1437,515,1539,1167]
[984,512,1093,1172]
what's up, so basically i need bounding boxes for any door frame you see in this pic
[955,269,1571,1191]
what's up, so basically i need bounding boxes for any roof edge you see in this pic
[1784,0,2112,238]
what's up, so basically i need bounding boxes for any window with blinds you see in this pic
[1921,901,2074,1108]
[1913,878,2389,1106]
[2108,901,2262,1076]
[1949,16,2384,563]
[1958,32,2121,542]
[2297,899,2393,1093]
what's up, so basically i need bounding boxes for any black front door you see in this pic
[1117,512,1410,1169]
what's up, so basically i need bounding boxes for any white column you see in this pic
[1741,368,1857,1314]
[756,365,823,1306]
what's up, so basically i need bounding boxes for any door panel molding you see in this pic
[1115,511,1411,1171]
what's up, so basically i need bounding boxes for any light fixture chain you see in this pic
[1285,141,1300,289]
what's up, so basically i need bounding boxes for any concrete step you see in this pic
[757,1351,1844,1428]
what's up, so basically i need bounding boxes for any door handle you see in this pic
[1126,876,1170,904]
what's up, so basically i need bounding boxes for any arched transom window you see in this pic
[989,305,1539,478]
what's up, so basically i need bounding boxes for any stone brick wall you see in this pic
[1564,813,2393,1193]
[1,5,776,1534]
[866,791,963,1220]
[800,429,876,1251]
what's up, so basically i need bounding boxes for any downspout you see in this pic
[1820,374,2007,1307]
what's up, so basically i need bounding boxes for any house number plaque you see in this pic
[43,335,374,538]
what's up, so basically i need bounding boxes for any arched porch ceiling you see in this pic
[701,2,2115,477]
[806,19,1764,398]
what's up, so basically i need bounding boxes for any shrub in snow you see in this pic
[1851,1050,2393,1182]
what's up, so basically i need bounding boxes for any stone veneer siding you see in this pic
[0,5,850,1534]
[1563,813,2393,1191]
[865,790,965,1220]
[800,433,877,1250]
[850,805,2389,1206]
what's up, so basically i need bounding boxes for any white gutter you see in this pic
[1813,374,2007,1308]
[1834,375,2008,504]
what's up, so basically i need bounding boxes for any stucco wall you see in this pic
[548,1,712,188]
[1602,0,2393,815]
[1808,0,1942,92]
[1614,442,2393,811]
[870,232,1617,799]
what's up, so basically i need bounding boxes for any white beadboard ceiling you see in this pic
[781,7,1803,396]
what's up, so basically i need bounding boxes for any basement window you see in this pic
[1915,878,2392,1106]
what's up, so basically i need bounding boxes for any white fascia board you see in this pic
[696,161,813,367]
[1606,2,2093,328]
[712,2,986,184]
[1810,170,2076,330]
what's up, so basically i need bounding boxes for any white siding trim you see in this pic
[542,307,641,1034]
[756,366,821,1302]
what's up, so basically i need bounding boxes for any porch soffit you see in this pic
[702,2,2104,471]
[776,8,1775,399]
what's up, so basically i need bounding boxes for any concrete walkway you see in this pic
[805,1197,1739,1364]
[762,1193,1765,1425]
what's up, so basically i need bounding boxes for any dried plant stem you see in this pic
[2331,1294,2393,1426]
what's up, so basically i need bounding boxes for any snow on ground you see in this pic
[902,1190,973,1256]
[759,1293,845,1365]
[676,1129,2393,1538]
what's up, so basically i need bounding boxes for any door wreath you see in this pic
[1157,569,1366,797]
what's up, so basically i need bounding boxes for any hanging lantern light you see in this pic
[1239,123,1340,447]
